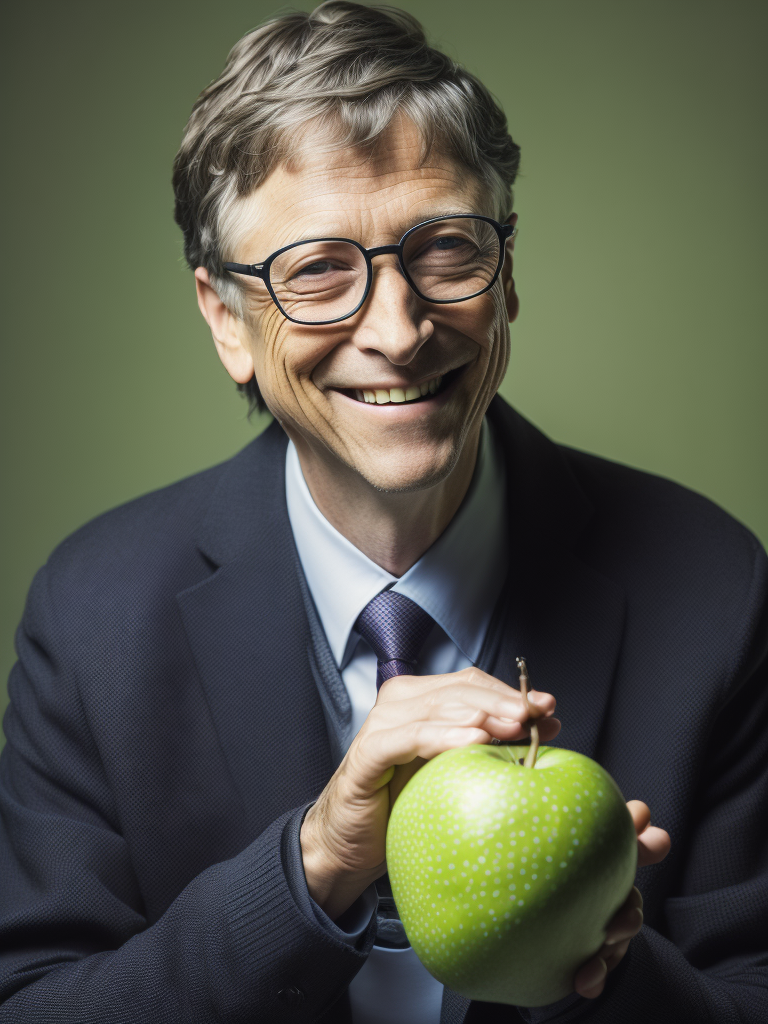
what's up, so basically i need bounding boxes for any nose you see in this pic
[351,256,433,365]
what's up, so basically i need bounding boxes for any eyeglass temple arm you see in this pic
[502,224,517,239]
[222,262,267,279]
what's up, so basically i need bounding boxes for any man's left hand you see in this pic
[573,800,671,999]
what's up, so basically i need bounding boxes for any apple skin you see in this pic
[386,744,637,1007]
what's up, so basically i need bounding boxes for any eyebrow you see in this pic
[290,208,482,246]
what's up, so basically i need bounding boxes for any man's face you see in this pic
[215,119,517,493]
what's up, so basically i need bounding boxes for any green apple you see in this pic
[386,744,637,1007]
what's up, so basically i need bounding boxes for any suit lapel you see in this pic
[175,421,334,837]
[493,550,626,760]
[489,398,626,760]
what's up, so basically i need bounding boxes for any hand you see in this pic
[573,800,672,998]
[300,667,561,919]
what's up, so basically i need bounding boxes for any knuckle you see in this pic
[444,682,482,706]
[465,666,485,687]
[376,677,400,700]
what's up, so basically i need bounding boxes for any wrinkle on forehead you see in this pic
[221,117,484,261]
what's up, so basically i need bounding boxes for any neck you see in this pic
[292,428,482,577]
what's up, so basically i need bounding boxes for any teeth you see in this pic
[358,375,445,404]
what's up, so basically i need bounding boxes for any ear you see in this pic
[194,267,255,384]
[500,212,520,324]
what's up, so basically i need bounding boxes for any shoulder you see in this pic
[559,444,767,656]
[27,423,278,634]
[561,443,763,568]
[490,397,764,585]
[26,417,290,637]
[10,457,235,742]
[40,461,226,605]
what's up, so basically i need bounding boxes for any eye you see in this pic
[296,261,336,277]
[412,233,478,261]
[432,236,463,250]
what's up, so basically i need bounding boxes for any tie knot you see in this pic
[354,591,435,689]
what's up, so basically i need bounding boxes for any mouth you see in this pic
[339,367,464,406]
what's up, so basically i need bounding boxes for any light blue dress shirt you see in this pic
[285,417,507,1024]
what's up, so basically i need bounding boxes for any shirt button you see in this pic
[277,986,305,1007]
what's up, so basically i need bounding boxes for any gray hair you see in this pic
[172,1,521,413]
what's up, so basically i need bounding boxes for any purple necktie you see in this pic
[354,590,436,690]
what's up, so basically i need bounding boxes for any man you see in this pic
[0,3,765,1022]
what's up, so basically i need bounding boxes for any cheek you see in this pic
[249,310,340,416]
[458,287,511,398]
[250,309,291,387]
[440,288,505,354]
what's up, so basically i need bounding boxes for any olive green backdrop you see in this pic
[2,0,766,742]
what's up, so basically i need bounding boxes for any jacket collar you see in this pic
[487,397,625,761]
[194,417,291,568]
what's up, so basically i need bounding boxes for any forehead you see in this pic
[228,119,484,257]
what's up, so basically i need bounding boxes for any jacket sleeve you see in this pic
[0,563,377,1023]
[518,542,768,1024]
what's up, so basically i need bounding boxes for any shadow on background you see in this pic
[1,0,766,737]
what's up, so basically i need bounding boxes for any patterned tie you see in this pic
[355,589,436,949]
[354,589,436,690]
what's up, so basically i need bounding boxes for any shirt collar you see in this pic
[285,417,508,668]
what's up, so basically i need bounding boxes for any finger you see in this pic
[388,757,427,807]
[380,675,556,716]
[626,800,651,835]
[353,721,496,787]
[376,708,561,747]
[483,714,562,743]
[613,885,643,914]
[379,669,557,716]
[403,701,562,743]
[363,694,562,771]
[603,902,643,945]
[386,684,553,725]
[573,956,607,999]
[637,825,672,867]
[600,938,631,972]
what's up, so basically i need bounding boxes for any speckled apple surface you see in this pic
[386,745,637,1007]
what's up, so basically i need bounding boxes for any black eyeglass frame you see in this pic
[222,214,517,326]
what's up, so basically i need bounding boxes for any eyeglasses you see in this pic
[223,214,516,326]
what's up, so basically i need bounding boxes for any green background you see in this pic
[2,0,766,741]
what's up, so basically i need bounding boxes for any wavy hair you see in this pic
[172,2,521,413]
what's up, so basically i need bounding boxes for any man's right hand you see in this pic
[300,667,560,920]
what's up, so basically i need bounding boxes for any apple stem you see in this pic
[516,657,540,769]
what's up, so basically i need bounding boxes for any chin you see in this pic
[349,434,466,494]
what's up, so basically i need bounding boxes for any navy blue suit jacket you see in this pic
[1,397,766,1023]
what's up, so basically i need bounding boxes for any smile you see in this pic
[345,370,458,405]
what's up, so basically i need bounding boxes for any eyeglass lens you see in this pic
[268,217,501,324]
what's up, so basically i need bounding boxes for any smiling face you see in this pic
[202,118,518,496]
